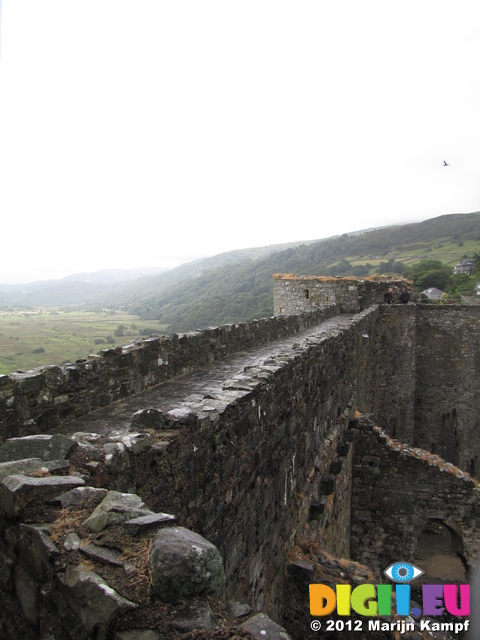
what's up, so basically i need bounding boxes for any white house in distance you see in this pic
[453,257,475,275]
[421,287,444,300]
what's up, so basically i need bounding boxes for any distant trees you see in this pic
[138,327,160,336]
[351,263,373,276]
[325,259,352,276]
[404,260,453,292]
[114,324,126,336]
[377,259,406,275]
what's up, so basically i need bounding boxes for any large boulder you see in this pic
[150,526,225,603]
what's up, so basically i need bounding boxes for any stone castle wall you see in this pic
[0,306,339,444]
[89,307,382,621]
[2,293,480,638]
[351,417,480,574]
[375,305,480,471]
[0,307,382,638]
[414,306,480,472]
[273,274,412,316]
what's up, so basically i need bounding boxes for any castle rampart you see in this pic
[0,305,339,444]
[1,279,480,638]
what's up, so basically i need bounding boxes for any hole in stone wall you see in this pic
[304,289,310,299]
[413,520,466,583]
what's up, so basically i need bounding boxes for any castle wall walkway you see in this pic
[49,313,357,438]
[1,302,480,638]
[0,305,340,442]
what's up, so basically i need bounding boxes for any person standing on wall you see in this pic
[399,288,410,304]
[384,288,393,304]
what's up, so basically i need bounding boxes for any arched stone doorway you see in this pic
[413,519,466,582]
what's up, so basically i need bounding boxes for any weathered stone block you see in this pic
[103,442,129,472]
[10,371,45,394]
[114,432,153,454]
[123,512,175,536]
[0,433,77,463]
[0,458,44,481]
[61,564,137,635]
[131,408,166,430]
[15,563,39,626]
[228,601,253,618]
[172,599,214,632]
[150,526,225,603]
[79,543,125,567]
[239,612,292,640]
[19,523,60,580]
[0,474,85,517]
[53,486,108,509]
[83,491,153,533]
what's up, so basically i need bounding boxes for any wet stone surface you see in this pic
[49,315,354,438]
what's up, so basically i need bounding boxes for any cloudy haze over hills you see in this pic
[0,1,479,284]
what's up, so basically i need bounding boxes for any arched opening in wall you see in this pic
[413,519,466,583]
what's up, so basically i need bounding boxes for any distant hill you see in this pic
[1,212,480,332]
[0,240,320,309]
[89,211,480,332]
[0,267,169,306]
[0,267,168,293]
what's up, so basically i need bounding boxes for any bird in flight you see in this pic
[443,160,449,166]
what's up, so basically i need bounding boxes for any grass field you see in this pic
[346,238,480,270]
[0,310,169,375]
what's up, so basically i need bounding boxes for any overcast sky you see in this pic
[0,1,479,284]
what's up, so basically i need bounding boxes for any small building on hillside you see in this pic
[421,287,444,301]
[273,274,413,315]
[453,258,475,275]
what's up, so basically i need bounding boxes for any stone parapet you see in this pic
[0,306,339,442]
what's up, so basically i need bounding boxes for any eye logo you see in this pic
[384,562,424,583]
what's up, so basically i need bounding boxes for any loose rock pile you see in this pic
[0,432,291,639]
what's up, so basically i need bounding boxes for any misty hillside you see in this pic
[2,212,480,332]
[102,212,480,331]
[0,239,320,308]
